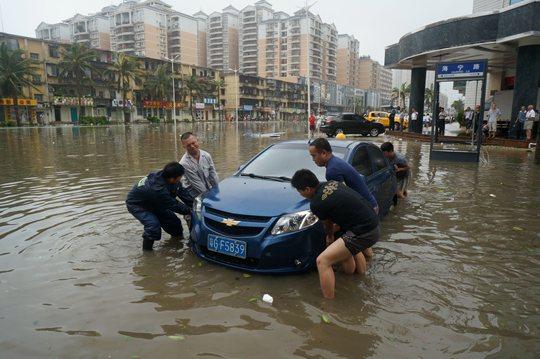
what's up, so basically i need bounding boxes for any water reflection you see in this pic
[0,123,538,357]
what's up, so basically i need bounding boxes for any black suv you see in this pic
[320,113,386,137]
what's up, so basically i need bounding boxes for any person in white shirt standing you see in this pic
[179,132,219,199]
[525,105,537,141]
[487,103,501,139]
[410,108,418,132]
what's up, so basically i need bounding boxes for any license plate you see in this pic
[207,235,247,259]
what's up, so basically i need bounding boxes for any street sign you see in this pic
[435,61,486,80]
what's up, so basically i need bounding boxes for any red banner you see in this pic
[143,100,184,109]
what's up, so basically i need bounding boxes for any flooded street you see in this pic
[0,122,539,358]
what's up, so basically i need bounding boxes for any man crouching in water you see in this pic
[291,169,380,299]
[126,162,192,251]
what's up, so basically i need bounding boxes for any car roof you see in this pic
[276,139,374,149]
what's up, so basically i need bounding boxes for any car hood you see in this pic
[202,176,309,217]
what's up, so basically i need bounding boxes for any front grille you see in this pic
[205,218,264,237]
[204,207,272,223]
[200,245,259,268]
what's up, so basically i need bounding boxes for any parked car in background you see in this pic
[366,111,409,130]
[320,113,386,137]
[190,140,397,274]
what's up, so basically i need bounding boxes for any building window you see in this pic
[30,52,39,60]
[48,46,59,58]
[34,94,43,102]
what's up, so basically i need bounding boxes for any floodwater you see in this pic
[0,122,539,358]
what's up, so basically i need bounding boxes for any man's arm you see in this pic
[154,187,191,215]
[354,174,378,211]
[322,219,335,246]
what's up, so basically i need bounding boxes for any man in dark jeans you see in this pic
[291,169,380,299]
[126,162,192,251]
[389,108,396,131]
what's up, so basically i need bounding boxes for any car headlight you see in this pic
[271,210,318,235]
[193,195,202,219]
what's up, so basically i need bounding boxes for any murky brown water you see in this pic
[0,122,539,358]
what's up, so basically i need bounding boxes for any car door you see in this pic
[353,114,369,134]
[349,144,375,197]
[339,114,355,133]
[366,145,396,213]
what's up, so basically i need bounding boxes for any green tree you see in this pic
[391,82,410,109]
[59,43,97,121]
[106,53,142,123]
[185,75,202,121]
[212,78,225,120]
[143,64,172,118]
[451,99,464,112]
[0,43,40,125]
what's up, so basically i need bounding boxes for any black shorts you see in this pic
[342,225,380,255]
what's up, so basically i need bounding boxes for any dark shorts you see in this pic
[342,225,380,256]
[309,124,315,131]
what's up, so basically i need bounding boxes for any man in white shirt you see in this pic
[179,132,219,199]
[410,108,418,132]
[487,103,501,139]
[525,105,537,141]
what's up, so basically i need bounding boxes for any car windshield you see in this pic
[240,144,347,181]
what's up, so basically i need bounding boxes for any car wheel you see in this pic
[370,128,379,137]
[336,128,344,134]
[395,123,401,131]
[327,133,335,138]
[361,133,368,137]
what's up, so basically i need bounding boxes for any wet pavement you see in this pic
[0,122,539,358]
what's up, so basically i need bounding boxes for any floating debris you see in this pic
[489,194,496,198]
[262,294,273,304]
[242,273,251,278]
[512,226,523,231]
[168,335,185,341]
[248,297,258,303]
[321,314,331,324]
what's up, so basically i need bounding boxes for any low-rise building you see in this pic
[0,32,222,124]
[223,73,307,120]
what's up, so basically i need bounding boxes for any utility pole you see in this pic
[304,0,317,139]
[228,67,239,127]
[164,54,180,160]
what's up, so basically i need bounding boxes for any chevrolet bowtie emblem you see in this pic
[222,218,240,227]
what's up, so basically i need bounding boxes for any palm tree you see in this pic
[185,75,201,121]
[0,44,40,126]
[399,82,411,110]
[106,53,142,123]
[143,64,171,118]
[59,43,97,121]
[212,78,225,120]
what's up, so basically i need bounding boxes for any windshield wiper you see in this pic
[240,173,291,182]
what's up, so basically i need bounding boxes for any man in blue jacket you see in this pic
[126,162,192,251]
[309,138,378,258]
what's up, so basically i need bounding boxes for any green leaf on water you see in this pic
[243,273,251,278]
[321,314,331,324]
[512,226,523,231]
[197,261,203,267]
[248,297,258,303]
[168,335,185,341]
[131,356,140,359]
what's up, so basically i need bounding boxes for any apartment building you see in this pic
[68,8,114,50]
[109,0,171,59]
[336,34,359,87]
[35,22,71,43]
[167,12,198,65]
[257,9,338,83]
[207,6,240,72]
[472,0,526,12]
[239,1,274,76]
[193,11,208,67]
[356,56,392,106]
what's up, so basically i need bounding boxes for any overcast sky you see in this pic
[1,0,473,63]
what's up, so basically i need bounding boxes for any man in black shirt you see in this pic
[126,162,192,251]
[291,169,380,299]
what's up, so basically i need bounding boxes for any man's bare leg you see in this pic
[316,238,352,299]
[341,255,356,274]
[354,251,367,275]
[362,247,373,259]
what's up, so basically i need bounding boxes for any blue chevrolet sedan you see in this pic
[190,140,397,274]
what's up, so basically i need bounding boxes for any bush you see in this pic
[456,110,465,127]
[79,116,108,125]
[0,120,15,127]
[146,116,160,123]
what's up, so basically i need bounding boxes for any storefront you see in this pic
[52,96,94,122]
[0,98,38,124]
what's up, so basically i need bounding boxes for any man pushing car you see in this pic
[291,169,380,299]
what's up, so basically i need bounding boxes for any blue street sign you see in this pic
[243,105,253,111]
[436,61,486,80]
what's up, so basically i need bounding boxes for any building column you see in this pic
[408,67,426,133]
[511,45,540,153]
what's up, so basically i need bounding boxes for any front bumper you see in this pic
[190,211,325,274]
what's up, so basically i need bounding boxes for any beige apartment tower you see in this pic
[207,6,239,72]
[257,9,338,83]
[336,34,359,87]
